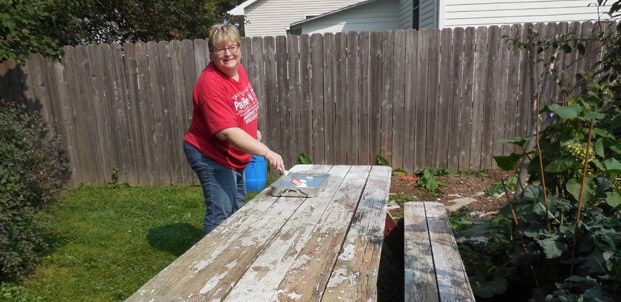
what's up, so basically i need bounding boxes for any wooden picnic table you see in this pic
[126,164,392,301]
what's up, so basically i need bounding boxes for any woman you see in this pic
[183,23,285,235]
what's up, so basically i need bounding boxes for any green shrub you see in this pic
[0,99,69,282]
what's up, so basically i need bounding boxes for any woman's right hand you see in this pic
[264,150,285,173]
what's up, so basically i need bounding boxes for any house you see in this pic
[288,0,409,35]
[422,0,610,29]
[228,0,368,37]
[229,0,611,37]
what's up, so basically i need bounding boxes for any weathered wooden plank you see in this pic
[436,28,453,169]
[517,24,534,142]
[550,22,569,106]
[123,43,147,185]
[481,26,500,169]
[322,33,336,164]
[251,36,266,116]
[287,35,301,166]
[491,25,511,163]
[158,41,177,185]
[108,43,134,184]
[127,165,328,301]
[98,43,122,183]
[404,29,418,173]
[458,27,476,171]
[170,40,188,184]
[404,202,438,302]
[87,44,111,183]
[505,24,523,155]
[137,42,158,185]
[447,27,464,172]
[358,31,372,164]
[381,31,395,165]
[60,47,85,185]
[275,35,289,166]
[146,41,165,185]
[470,26,488,170]
[94,44,118,184]
[225,165,354,301]
[347,31,361,165]
[392,30,407,170]
[425,29,440,168]
[415,29,430,169]
[299,34,312,159]
[51,52,77,185]
[263,36,279,163]
[310,33,326,163]
[322,165,391,301]
[333,32,347,164]
[369,31,383,166]
[425,202,475,301]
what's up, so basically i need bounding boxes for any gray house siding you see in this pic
[398,0,414,29]
[292,0,400,35]
[419,0,438,29]
[419,0,610,29]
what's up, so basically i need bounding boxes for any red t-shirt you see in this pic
[184,62,259,171]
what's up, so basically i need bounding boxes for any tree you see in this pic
[65,0,243,44]
[0,0,242,63]
[0,0,74,63]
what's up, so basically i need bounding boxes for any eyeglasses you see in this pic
[213,44,240,56]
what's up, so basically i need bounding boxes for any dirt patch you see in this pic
[389,169,517,214]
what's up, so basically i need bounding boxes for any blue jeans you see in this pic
[183,142,246,235]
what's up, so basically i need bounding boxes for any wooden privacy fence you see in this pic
[0,22,606,186]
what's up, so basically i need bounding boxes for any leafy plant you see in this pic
[297,152,312,164]
[413,167,448,196]
[0,99,70,281]
[376,154,389,166]
[467,9,621,299]
[485,176,518,197]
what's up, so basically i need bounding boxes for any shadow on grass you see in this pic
[147,223,203,256]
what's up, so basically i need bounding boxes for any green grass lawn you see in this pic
[3,185,210,301]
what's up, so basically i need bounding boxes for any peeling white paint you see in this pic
[338,244,356,261]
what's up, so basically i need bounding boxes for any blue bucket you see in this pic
[245,155,268,191]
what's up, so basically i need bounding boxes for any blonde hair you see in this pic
[208,23,241,51]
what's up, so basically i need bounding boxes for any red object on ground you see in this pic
[400,175,418,182]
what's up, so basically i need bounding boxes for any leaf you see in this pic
[603,158,621,174]
[594,138,605,157]
[376,154,389,166]
[537,234,566,259]
[592,128,615,139]
[298,152,312,164]
[493,153,523,171]
[566,177,594,202]
[583,288,616,302]
[605,191,621,209]
[547,103,581,119]
[392,168,408,176]
[610,141,621,154]
[545,158,573,173]
[579,112,606,121]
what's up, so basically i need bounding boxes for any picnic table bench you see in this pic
[403,201,475,301]
[126,164,392,301]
